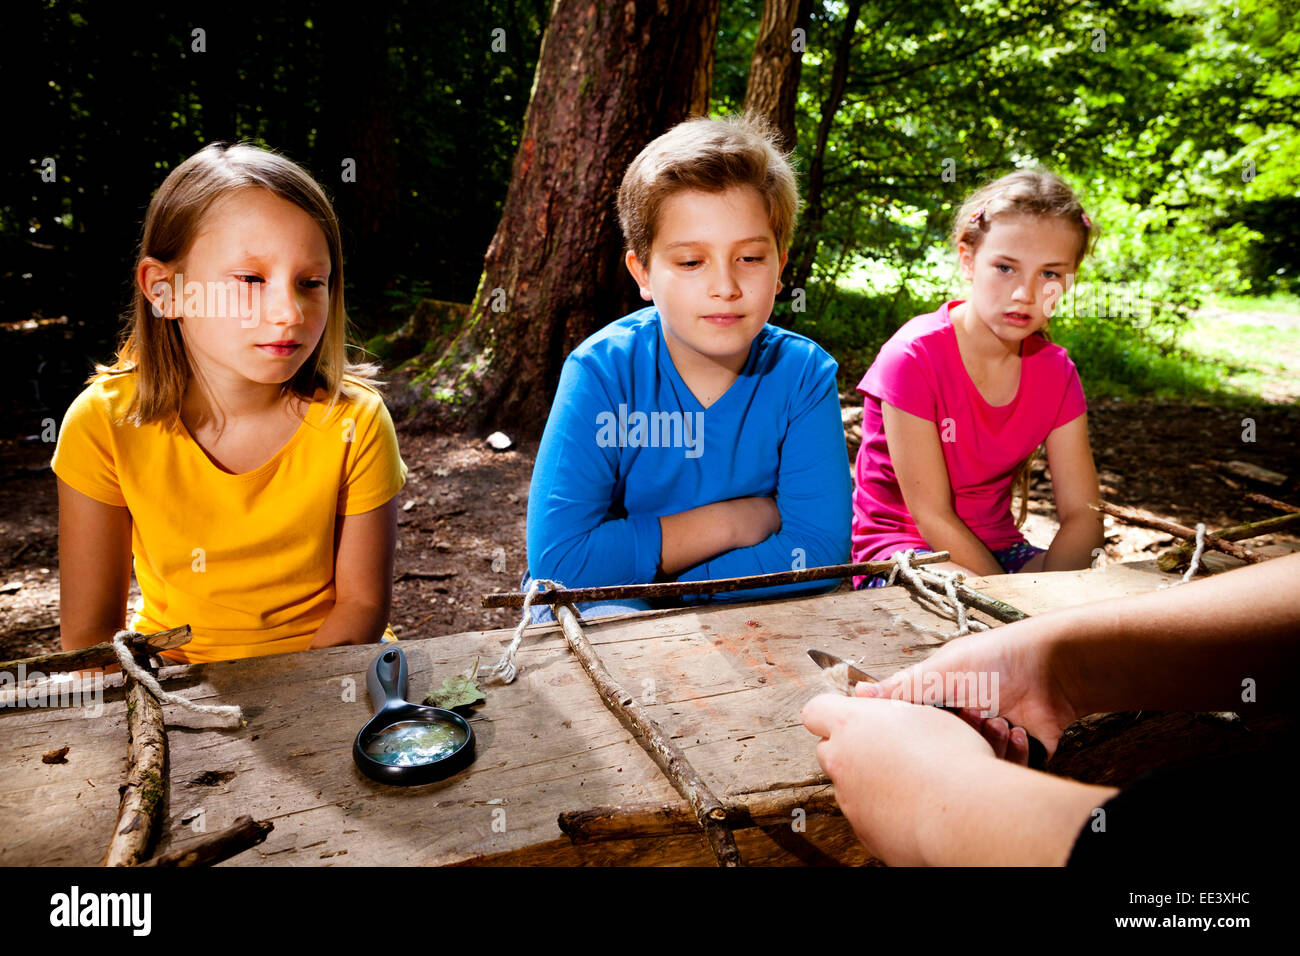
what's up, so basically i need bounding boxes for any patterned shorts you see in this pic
[855,542,1045,590]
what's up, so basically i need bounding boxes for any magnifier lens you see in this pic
[364,719,469,767]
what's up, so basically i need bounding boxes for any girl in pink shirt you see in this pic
[853,170,1104,587]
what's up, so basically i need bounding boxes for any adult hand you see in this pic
[801,693,994,864]
[854,621,1080,757]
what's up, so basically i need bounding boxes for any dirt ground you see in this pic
[2,395,1297,662]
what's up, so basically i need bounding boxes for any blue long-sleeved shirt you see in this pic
[526,307,851,602]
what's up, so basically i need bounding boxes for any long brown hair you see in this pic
[952,169,1096,528]
[95,142,380,426]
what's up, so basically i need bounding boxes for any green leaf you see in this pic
[424,658,485,710]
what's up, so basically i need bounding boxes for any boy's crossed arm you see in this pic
[528,351,850,594]
[657,497,780,577]
[671,366,851,598]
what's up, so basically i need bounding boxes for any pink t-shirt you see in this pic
[851,300,1087,581]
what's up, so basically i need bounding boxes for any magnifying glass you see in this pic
[352,646,476,785]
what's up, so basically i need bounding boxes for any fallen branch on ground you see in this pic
[1158,512,1300,571]
[1092,503,1266,565]
[1246,493,1300,515]
[1210,459,1288,488]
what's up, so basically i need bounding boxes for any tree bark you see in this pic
[102,656,168,867]
[555,605,743,866]
[743,0,815,150]
[143,816,274,867]
[0,626,192,679]
[406,0,722,434]
[787,0,862,293]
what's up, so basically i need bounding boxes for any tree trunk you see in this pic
[742,0,814,151]
[316,11,398,301]
[405,0,722,434]
[788,0,862,293]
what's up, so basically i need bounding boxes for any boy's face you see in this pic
[625,186,787,373]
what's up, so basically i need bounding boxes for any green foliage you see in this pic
[13,0,1297,409]
[10,0,549,353]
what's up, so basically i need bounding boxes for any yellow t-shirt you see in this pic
[51,372,408,664]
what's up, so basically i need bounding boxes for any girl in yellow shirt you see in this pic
[52,143,407,664]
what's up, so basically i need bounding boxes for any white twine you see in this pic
[883,550,992,640]
[481,577,564,684]
[111,630,244,728]
[1161,522,1207,589]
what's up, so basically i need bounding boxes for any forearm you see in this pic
[60,623,125,652]
[914,510,1004,576]
[310,600,389,649]
[913,752,1117,865]
[1036,553,1300,716]
[658,502,741,577]
[1042,510,1104,571]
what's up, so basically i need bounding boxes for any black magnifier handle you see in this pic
[367,646,408,710]
[1025,733,1049,771]
[936,705,1048,770]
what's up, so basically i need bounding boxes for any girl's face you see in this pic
[958,214,1082,346]
[148,187,331,396]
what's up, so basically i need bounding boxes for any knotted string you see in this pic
[481,577,564,684]
[111,630,244,728]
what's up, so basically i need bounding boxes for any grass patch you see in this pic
[1206,293,1300,314]
[1177,314,1300,403]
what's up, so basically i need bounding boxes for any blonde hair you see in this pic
[617,114,799,269]
[952,168,1097,267]
[952,170,1096,530]
[95,142,380,426]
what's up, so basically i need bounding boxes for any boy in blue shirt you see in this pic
[524,115,851,621]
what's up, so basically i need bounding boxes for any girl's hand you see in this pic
[854,620,1080,757]
[1039,413,1104,571]
[802,693,996,864]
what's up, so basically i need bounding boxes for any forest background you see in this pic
[5,0,1298,427]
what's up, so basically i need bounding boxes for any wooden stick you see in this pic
[1210,459,1287,488]
[942,582,1029,624]
[559,785,839,844]
[1091,503,1266,564]
[1247,493,1300,515]
[480,553,952,608]
[1157,512,1300,571]
[554,604,743,866]
[102,651,167,867]
[141,816,273,867]
[0,626,192,678]
[394,570,458,582]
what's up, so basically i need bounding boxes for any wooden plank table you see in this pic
[0,565,1172,866]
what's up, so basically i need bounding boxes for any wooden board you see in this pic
[0,565,1171,866]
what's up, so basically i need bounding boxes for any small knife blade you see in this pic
[806,648,877,691]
